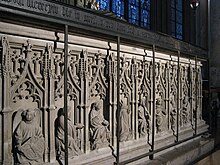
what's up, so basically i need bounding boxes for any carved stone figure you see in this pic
[156,98,165,133]
[119,103,132,142]
[170,94,177,131]
[14,109,44,165]
[138,104,150,137]
[181,96,189,126]
[55,107,84,160]
[90,102,110,150]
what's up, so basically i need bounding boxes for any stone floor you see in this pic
[194,150,220,165]
[194,117,220,165]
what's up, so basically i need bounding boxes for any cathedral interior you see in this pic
[0,0,220,164]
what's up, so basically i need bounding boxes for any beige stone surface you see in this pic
[195,150,220,165]
[0,22,208,164]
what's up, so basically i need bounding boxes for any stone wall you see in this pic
[210,0,220,88]
[0,22,207,164]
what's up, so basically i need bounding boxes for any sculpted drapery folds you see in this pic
[138,104,150,137]
[155,98,165,133]
[181,96,190,126]
[170,93,177,131]
[55,107,84,160]
[90,102,110,150]
[119,103,132,142]
[14,109,44,165]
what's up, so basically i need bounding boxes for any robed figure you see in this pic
[55,107,84,160]
[14,109,44,165]
[119,103,131,142]
[90,102,110,150]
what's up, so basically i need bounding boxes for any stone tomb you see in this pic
[0,23,208,164]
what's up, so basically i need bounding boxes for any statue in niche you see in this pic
[181,96,190,126]
[14,109,44,165]
[55,107,84,160]
[156,98,165,133]
[170,94,177,131]
[138,104,150,137]
[90,102,110,150]
[119,102,132,142]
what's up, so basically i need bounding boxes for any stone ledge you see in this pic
[129,137,214,165]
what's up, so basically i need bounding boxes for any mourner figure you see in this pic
[90,102,110,149]
[55,107,84,160]
[14,109,44,165]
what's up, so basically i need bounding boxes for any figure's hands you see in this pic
[103,120,109,126]
[76,123,84,129]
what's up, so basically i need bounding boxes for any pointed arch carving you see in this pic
[89,52,107,99]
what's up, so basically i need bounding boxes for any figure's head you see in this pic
[156,98,162,105]
[121,102,127,109]
[92,102,101,111]
[67,107,72,119]
[22,109,35,122]
[138,105,144,111]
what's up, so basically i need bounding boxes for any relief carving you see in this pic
[119,102,132,142]
[90,102,110,150]
[14,109,44,165]
[55,107,84,160]
[138,103,150,137]
[170,86,177,132]
[181,96,190,126]
[155,98,165,133]
[0,35,205,164]
[155,62,167,133]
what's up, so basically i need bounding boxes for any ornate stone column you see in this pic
[0,36,3,164]
[107,53,117,146]
[78,50,89,153]
[1,36,13,164]
[131,58,138,139]
[46,44,56,162]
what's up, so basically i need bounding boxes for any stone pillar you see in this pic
[131,58,138,139]
[189,64,194,129]
[0,37,3,164]
[131,72,135,139]
[47,44,56,162]
[210,0,220,144]
[2,110,13,165]
[43,45,49,163]
[107,53,117,146]
[78,50,89,153]
[84,71,90,153]
[1,36,13,164]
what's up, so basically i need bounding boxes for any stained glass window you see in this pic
[98,0,110,11]
[140,0,150,28]
[112,0,125,18]
[128,0,139,25]
[128,0,150,28]
[93,0,150,29]
[171,0,183,40]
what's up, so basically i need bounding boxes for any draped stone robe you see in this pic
[55,115,82,160]
[14,120,44,164]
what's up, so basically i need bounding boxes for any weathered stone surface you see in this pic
[14,109,44,164]
[55,107,84,160]
[90,102,110,150]
[0,22,208,164]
